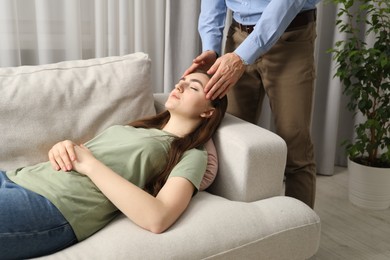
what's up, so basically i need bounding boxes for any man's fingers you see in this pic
[206,60,219,75]
[206,74,226,99]
[204,60,222,92]
[196,50,215,62]
[219,86,231,99]
[193,54,206,63]
[208,79,230,100]
[182,63,200,77]
[204,72,220,94]
[183,52,210,77]
[184,50,218,77]
[204,52,247,99]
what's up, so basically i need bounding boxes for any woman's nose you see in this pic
[175,83,184,93]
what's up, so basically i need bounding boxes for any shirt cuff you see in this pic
[234,37,264,65]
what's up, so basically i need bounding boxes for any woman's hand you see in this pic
[48,141,97,175]
[48,140,77,171]
[71,144,98,176]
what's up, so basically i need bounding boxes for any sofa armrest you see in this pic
[153,93,287,202]
[210,114,287,202]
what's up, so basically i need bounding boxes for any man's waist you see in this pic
[232,9,317,34]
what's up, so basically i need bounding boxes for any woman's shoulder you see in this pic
[182,146,207,160]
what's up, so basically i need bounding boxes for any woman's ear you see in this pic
[200,108,215,118]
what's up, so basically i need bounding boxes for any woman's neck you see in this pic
[162,116,200,137]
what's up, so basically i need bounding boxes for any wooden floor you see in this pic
[309,166,390,260]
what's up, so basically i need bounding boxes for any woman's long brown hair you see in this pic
[129,78,228,196]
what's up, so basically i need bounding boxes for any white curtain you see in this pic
[0,0,201,93]
[312,1,370,175]
[0,0,363,175]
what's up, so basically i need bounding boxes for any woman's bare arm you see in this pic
[72,145,194,233]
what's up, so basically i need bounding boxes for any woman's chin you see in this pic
[164,100,177,110]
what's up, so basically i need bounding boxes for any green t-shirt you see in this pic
[6,125,207,241]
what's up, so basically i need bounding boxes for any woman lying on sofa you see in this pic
[0,71,227,260]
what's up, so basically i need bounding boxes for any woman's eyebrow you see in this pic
[189,79,204,87]
[179,77,204,87]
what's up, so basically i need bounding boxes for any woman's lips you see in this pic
[170,93,180,99]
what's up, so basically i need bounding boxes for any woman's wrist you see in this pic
[74,157,100,177]
[84,159,103,177]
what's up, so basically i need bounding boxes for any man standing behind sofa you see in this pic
[183,0,322,208]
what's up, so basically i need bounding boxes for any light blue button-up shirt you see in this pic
[199,0,322,64]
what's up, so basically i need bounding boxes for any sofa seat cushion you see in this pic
[35,192,321,260]
[0,53,155,171]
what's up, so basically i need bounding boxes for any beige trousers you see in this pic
[225,21,317,208]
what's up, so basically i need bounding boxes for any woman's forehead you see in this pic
[187,72,209,84]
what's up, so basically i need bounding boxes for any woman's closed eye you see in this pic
[177,76,204,92]
[190,86,199,91]
[179,81,200,91]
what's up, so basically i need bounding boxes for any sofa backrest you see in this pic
[0,53,155,171]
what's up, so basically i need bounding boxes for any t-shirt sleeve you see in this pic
[168,148,207,192]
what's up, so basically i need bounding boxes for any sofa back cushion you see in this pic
[0,53,155,171]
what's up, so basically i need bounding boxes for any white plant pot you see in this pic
[348,159,390,210]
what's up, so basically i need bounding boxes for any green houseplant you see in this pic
[329,0,390,209]
[330,0,390,168]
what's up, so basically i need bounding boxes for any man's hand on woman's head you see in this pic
[183,51,246,100]
[182,50,218,77]
[204,52,246,100]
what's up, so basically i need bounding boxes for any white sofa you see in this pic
[0,53,321,259]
